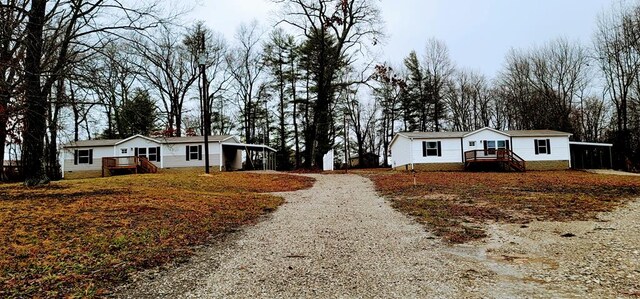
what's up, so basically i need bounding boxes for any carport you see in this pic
[221,143,277,171]
[570,141,613,169]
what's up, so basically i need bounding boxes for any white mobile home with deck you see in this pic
[389,127,573,171]
[61,135,275,178]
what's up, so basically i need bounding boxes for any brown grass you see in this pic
[360,170,640,244]
[0,170,314,298]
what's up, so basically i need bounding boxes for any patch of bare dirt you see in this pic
[448,198,640,298]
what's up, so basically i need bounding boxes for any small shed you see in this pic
[350,153,380,168]
[570,141,613,169]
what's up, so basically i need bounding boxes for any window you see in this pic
[497,140,506,150]
[422,141,441,157]
[121,148,128,154]
[137,147,147,159]
[74,149,93,165]
[134,147,160,162]
[469,141,476,147]
[535,139,551,155]
[186,145,202,161]
[148,147,158,162]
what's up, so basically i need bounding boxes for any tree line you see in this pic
[2,1,640,185]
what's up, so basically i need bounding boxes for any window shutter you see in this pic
[437,141,442,157]
[483,140,488,155]
[134,147,138,157]
[89,149,93,164]
[546,139,551,155]
[74,150,78,165]
[198,145,203,160]
[156,147,161,162]
[534,139,539,155]
[505,140,510,151]
[186,146,190,161]
[422,141,427,157]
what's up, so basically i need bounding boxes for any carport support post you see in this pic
[609,146,613,169]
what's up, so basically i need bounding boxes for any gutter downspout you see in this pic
[219,141,223,172]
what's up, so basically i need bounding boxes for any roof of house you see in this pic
[390,127,572,148]
[399,131,467,139]
[163,135,235,144]
[502,130,573,137]
[63,139,121,148]
[62,135,237,148]
[350,153,380,159]
[397,128,571,139]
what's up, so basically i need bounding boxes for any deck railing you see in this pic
[138,156,158,173]
[102,156,139,177]
[464,149,526,171]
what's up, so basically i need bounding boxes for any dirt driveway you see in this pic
[115,174,640,298]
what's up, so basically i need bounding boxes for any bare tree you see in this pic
[0,0,28,180]
[22,0,48,186]
[134,24,199,137]
[273,0,383,169]
[372,63,404,166]
[228,21,266,167]
[595,3,640,168]
[423,38,454,132]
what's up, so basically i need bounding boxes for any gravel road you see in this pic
[115,173,640,298]
[114,174,486,298]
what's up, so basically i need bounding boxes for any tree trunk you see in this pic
[0,96,7,181]
[46,79,64,180]
[22,0,48,186]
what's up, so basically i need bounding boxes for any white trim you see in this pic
[115,134,161,146]
[221,142,276,152]
[569,141,613,147]
[464,127,509,138]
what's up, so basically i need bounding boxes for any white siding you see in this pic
[116,137,163,167]
[512,136,570,161]
[162,142,222,168]
[411,138,462,164]
[62,146,113,172]
[390,135,412,168]
[462,130,510,153]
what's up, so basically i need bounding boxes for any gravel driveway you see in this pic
[115,174,485,298]
[115,173,640,298]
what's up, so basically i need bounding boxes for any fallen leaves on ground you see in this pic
[360,170,640,244]
[0,170,314,298]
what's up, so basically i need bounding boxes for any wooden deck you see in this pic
[464,149,526,172]
[102,156,158,177]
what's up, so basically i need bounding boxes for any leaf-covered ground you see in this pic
[362,170,640,244]
[0,170,314,298]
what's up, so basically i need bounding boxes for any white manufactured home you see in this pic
[389,127,573,171]
[61,135,275,178]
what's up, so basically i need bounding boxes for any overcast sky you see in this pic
[187,0,610,78]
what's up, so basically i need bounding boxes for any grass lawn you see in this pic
[0,170,314,298]
[362,170,640,244]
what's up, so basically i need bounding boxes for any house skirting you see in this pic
[394,163,465,172]
[394,160,570,172]
[525,160,570,171]
[64,166,223,180]
[64,170,104,180]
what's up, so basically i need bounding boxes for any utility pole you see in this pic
[344,109,350,173]
[199,32,210,174]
